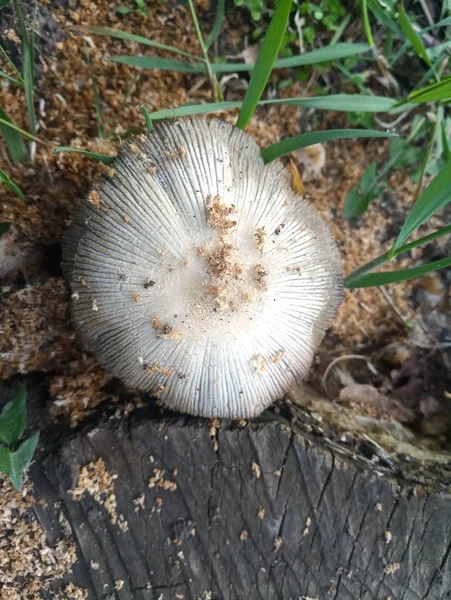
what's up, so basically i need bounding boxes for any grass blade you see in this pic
[149,101,243,119]
[398,4,436,77]
[345,257,451,288]
[205,0,225,49]
[0,107,27,161]
[112,43,372,75]
[345,223,451,286]
[271,43,371,68]
[83,26,196,60]
[139,105,153,132]
[110,55,204,72]
[53,147,116,164]
[0,43,23,81]
[261,129,397,163]
[407,77,451,103]
[92,76,105,138]
[14,0,36,136]
[391,158,451,254]
[236,0,292,129]
[441,120,451,161]
[368,0,402,35]
[278,94,396,112]
[148,94,396,120]
[0,168,24,199]
[0,70,24,86]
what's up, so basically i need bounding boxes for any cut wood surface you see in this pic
[28,404,451,600]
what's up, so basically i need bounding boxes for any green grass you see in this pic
[236,0,293,129]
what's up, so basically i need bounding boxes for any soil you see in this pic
[1,0,451,593]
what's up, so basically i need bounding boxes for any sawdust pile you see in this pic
[0,476,77,599]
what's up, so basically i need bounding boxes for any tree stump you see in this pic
[24,383,451,600]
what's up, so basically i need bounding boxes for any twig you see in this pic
[322,354,369,399]
[378,285,412,330]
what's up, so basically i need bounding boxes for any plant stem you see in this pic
[187,0,223,101]
[359,0,377,58]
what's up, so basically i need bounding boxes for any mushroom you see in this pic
[62,118,342,418]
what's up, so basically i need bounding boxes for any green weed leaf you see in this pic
[0,168,25,199]
[0,107,27,162]
[0,384,27,446]
[388,137,423,169]
[342,162,385,218]
[0,222,11,237]
[0,432,39,491]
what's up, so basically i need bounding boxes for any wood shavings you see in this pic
[205,195,236,231]
[158,331,184,340]
[303,516,311,536]
[147,364,174,377]
[69,459,118,525]
[384,562,400,574]
[49,356,111,427]
[0,278,76,380]
[270,350,285,363]
[251,354,267,374]
[273,536,283,552]
[152,316,163,330]
[148,468,177,491]
[252,462,261,478]
[61,583,88,599]
[0,475,77,599]
[254,227,265,253]
[87,190,103,209]
[258,506,265,519]
[240,530,248,540]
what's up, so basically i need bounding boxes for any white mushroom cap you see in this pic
[62,118,342,418]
